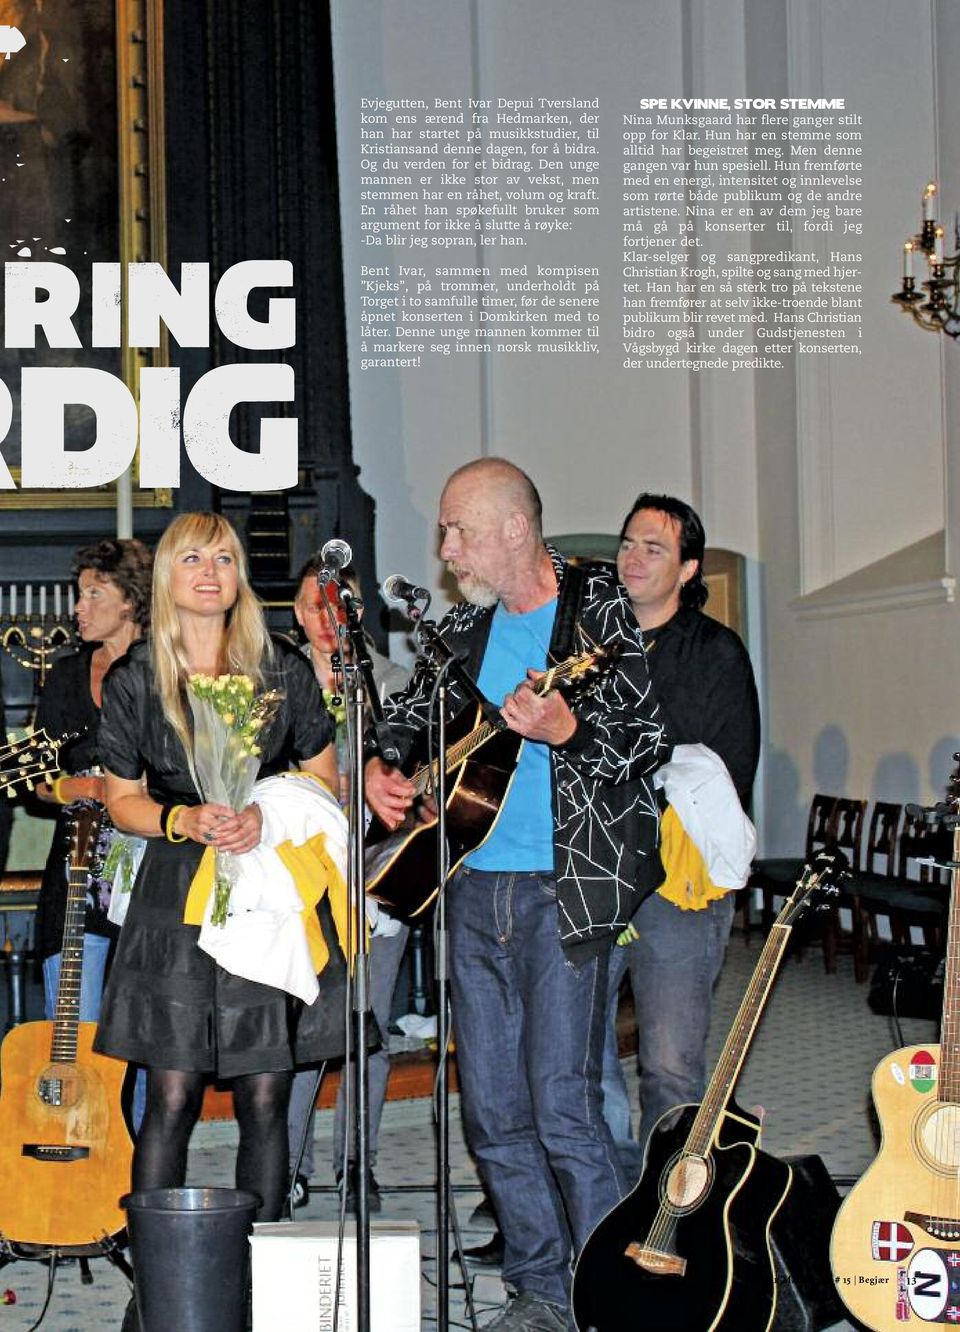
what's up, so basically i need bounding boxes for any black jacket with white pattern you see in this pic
[377,550,666,959]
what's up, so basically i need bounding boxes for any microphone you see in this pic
[382,574,430,604]
[317,538,352,585]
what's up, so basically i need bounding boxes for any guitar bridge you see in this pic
[904,1210,960,1241]
[22,1145,90,1162]
[624,1242,686,1276]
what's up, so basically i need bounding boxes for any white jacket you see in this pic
[196,772,348,1002]
[653,742,756,890]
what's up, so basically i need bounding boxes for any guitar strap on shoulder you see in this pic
[549,562,585,663]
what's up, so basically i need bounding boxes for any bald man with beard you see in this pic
[365,458,665,1332]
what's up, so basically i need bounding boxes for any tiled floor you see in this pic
[0,933,937,1329]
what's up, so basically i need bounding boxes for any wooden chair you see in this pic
[851,803,949,983]
[816,796,866,974]
[745,792,838,938]
[746,793,865,973]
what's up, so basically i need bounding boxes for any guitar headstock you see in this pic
[778,846,850,928]
[0,727,80,797]
[69,802,104,872]
[541,642,624,697]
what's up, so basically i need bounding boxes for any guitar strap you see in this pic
[548,562,585,663]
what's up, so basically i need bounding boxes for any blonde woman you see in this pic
[94,513,339,1220]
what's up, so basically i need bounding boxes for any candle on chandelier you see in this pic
[903,241,914,280]
[39,587,46,618]
[9,586,15,619]
[54,585,61,619]
[935,226,945,265]
[924,182,937,222]
[25,586,32,617]
[67,584,75,617]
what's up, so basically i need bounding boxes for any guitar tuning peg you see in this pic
[6,733,14,745]
[23,778,33,792]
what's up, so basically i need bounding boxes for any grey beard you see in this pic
[448,564,498,609]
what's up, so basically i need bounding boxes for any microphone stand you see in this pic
[336,586,401,1332]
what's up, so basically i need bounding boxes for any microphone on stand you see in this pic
[317,538,353,586]
[382,573,430,618]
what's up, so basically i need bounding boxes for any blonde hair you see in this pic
[151,512,272,752]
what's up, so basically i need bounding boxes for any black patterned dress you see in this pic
[93,638,346,1078]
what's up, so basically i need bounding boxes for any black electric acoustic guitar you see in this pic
[572,849,847,1332]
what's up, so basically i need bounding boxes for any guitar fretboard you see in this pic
[51,864,88,1063]
[937,817,960,1104]
[684,921,795,1157]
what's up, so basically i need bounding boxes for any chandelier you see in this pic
[892,182,960,337]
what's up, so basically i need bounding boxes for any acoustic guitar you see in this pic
[364,645,619,918]
[831,770,960,1330]
[0,803,133,1248]
[572,850,846,1332]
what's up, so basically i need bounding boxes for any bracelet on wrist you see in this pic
[50,774,71,805]
[160,803,188,843]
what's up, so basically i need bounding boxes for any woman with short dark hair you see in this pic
[35,536,153,1019]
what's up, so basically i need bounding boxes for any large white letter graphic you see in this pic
[182,364,297,490]
[20,369,138,487]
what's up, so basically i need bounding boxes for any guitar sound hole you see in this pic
[916,1103,960,1173]
[664,1154,710,1210]
[37,1065,82,1110]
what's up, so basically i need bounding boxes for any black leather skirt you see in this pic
[94,838,351,1077]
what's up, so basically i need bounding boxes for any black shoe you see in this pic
[290,1173,310,1210]
[453,1231,504,1267]
[469,1195,497,1226]
[339,1167,383,1214]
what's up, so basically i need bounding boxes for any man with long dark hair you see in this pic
[603,493,760,1173]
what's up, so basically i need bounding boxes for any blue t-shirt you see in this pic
[465,598,557,871]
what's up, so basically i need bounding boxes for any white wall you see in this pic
[331,0,960,849]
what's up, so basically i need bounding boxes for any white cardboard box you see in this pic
[250,1220,420,1331]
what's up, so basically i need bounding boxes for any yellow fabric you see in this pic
[182,830,351,974]
[656,803,728,911]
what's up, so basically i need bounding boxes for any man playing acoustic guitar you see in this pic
[364,458,664,1332]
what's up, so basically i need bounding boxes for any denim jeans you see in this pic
[449,866,625,1309]
[601,890,736,1174]
[43,933,147,1132]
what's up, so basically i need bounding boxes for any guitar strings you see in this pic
[641,875,817,1263]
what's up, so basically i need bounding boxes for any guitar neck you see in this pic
[51,807,102,1061]
[685,920,795,1157]
[937,821,960,1103]
[51,865,89,1062]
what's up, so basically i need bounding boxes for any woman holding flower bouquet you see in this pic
[94,512,340,1221]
